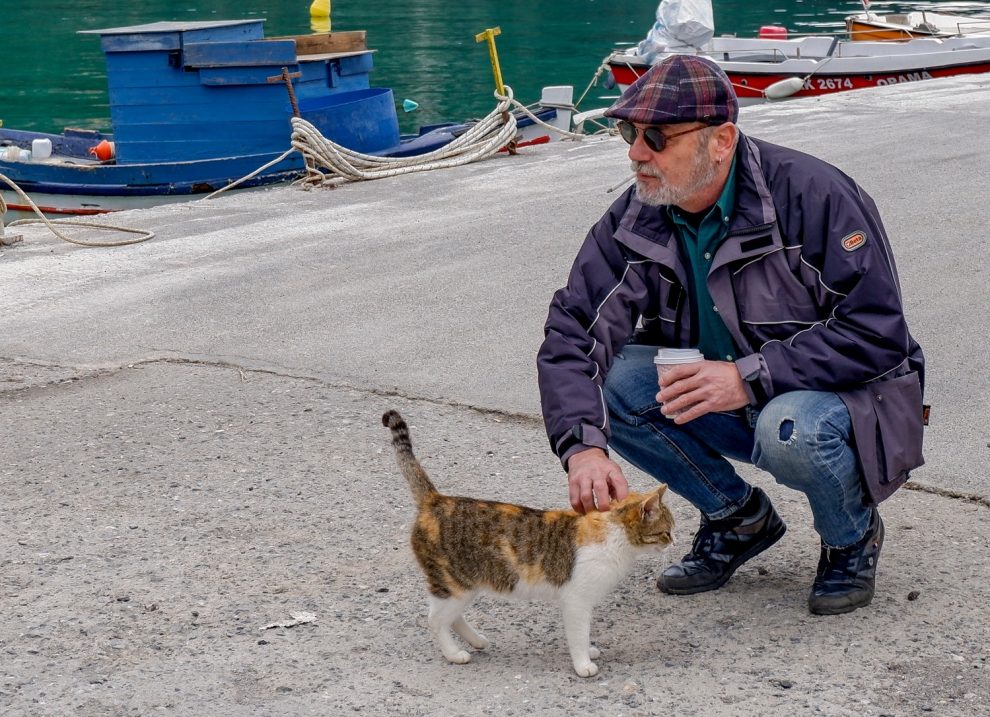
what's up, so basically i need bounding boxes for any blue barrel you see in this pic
[298,88,400,154]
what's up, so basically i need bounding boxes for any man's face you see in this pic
[627,123,718,209]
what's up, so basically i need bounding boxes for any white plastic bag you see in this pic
[634,0,715,60]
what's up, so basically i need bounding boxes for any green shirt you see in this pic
[667,156,739,362]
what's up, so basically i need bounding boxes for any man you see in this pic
[537,55,925,615]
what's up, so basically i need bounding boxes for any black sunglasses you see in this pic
[616,120,709,153]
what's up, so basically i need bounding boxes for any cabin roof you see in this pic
[79,20,264,36]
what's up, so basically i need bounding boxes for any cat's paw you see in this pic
[588,646,600,659]
[444,650,472,665]
[572,660,599,678]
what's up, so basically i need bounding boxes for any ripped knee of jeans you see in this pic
[778,418,796,444]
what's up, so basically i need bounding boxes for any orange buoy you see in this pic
[758,25,788,39]
[89,139,115,161]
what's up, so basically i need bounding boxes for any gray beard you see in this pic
[633,154,719,208]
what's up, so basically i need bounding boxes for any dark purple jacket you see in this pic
[538,134,925,505]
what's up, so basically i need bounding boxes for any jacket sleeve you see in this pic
[738,168,914,398]
[537,194,646,467]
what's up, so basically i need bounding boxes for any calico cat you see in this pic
[382,410,674,677]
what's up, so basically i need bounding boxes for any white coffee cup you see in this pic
[654,348,704,416]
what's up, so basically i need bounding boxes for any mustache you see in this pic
[631,161,663,179]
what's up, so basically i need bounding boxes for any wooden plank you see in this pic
[296,49,375,62]
[275,31,367,55]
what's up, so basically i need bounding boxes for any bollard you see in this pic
[474,27,506,96]
[0,206,24,246]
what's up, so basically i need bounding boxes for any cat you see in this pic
[382,409,675,677]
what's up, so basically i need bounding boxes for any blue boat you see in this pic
[0,20,571,218]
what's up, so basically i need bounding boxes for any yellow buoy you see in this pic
[310,0,331,19]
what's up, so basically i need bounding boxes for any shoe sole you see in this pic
[808,594,874,615]
[659,520,787,595]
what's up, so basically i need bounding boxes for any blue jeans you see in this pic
[603,344,871,548]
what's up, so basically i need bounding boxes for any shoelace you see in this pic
[685,518,720,561]
[821,546,866,579]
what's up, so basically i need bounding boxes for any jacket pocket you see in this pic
[839,370,925,505]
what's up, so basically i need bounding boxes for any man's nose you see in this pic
[627,133,653,163]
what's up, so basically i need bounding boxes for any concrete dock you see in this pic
[1,75,988,716]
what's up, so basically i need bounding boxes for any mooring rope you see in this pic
[0,172,155,248]
[1,84,611,241]
[208,85,600,196]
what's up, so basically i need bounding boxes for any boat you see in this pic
[0,20,572,220]
[846,9,990,41]
[606,3,990,106]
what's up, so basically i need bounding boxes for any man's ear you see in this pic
[713,122,738,161]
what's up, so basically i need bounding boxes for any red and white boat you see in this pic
[608,17,990,106]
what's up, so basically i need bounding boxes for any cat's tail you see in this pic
[382,410,438,503]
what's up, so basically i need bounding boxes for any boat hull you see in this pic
[608,34,990,105]
[845,11,990,41]
[1,107,563,219]
[0,141,303,220]
[2,20,571,221]
[845,20,935,42]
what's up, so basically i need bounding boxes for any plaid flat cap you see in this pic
[605,55,738,125]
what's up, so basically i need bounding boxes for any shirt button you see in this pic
[726,354,734,361]
[724,216,730,223]
[704,252,712,260]
[712,305,719,313]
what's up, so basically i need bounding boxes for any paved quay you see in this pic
[1,75,988,716]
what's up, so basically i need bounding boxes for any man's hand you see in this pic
[657,360,749,424]
[566,447,629,514]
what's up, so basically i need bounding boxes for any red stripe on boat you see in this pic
[4,203,115,216]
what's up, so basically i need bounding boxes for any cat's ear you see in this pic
[640,491,661,521]
[654,483,668,498]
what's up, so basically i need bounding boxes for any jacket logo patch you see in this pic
[841,231,867,252]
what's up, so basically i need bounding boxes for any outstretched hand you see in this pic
[567,447,629,513]
[657,360,750,423]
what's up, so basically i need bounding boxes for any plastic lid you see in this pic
[654,348,704,364]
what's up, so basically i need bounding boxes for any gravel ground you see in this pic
[2,360,987,716]
[3,74,989,717]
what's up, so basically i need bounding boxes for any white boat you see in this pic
[846,9,990,41]
[608,28,990,106]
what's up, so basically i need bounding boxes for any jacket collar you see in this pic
[710,134,785,272]
[613,132,783,273]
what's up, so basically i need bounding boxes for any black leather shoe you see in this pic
[808,509,884,616]
[658,487,786,595]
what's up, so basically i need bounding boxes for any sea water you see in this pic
[0,0,987,134]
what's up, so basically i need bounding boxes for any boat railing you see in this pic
[955,19,990,36]
[709,35,837,61]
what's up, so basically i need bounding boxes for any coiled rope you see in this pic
[0,172,155,248]
[0,84,611,243]
[207,85,599,197]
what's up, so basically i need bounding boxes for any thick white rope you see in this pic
[1,82,613,236]
[290,87,517,187]
[282,85,603,189]
[0,172,154,247]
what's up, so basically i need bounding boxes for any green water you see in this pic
[1,1,987,134]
